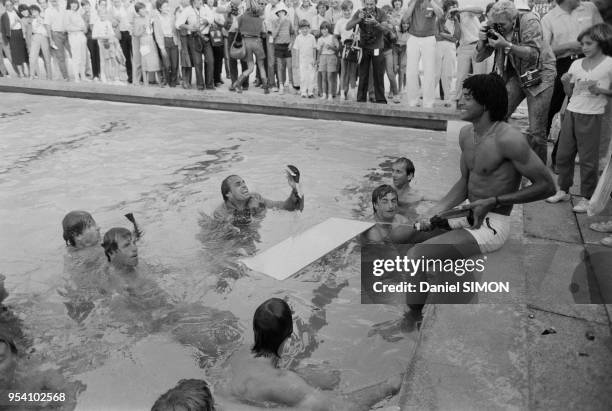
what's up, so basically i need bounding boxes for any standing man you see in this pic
[402,0,444,108]
[475,0,556,164]
[44,0,71,80]
[0,0,12,77]
[113,0,134,84]
[346,0,390,104]
[263,0,281,90]
[452,2,486,105]
[542,0,602,169]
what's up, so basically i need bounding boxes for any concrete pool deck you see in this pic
[0,77,459,131]
[398,198,612,410]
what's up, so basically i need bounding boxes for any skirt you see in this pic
[10,29,28,65]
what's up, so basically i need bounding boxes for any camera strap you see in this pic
[515,13,541,70]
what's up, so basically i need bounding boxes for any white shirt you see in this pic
[44,6,66,32]
[32,16,48,36]
[542,2,603,59]
[333,16,352,43]
[458,10,481,45]
[199,4,216,34]
[567,56,612,115]
[113,5,132,32]
[8,11,22,30]
[263,2,281,32]
[175,5,196,32]
[292,32,316,64]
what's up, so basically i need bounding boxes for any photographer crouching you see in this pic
[475,0,556,164]
[346,0,391,104]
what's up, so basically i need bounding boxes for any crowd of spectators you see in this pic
[0,0,606,104]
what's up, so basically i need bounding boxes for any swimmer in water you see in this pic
[363,185,411,244]
[213,167,304,226]
[391,157,429,215]
[62,210,102,250]
[220,298,402,410]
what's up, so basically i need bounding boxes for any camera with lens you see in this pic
[483,23,504,39]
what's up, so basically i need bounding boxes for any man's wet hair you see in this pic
[252,298,293,358]
[372,185,398,213]
[578,23,612,57]
[151,379,215,411]
[394,157,415,177]
[463,73,508,122]
[62,210,96,246]
[101,227,132,262]
[221,175,240,202]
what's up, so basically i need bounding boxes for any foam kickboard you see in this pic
[241,217,374,280]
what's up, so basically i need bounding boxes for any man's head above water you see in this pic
[0,332,18,388]
[221,175,250,203]
[101,228,138,269]
[62,210,101,248]
[152,379,215,411]
[392,157,415,189]
[371,185,399,222]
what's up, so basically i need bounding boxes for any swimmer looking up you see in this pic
[213,168,304,225]
[101,227,139,271]
[223,298,401,410]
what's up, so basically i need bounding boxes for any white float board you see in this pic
[241,217,374,280]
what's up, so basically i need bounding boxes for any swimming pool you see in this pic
[0,93,460,409]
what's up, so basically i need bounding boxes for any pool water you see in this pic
[0,93,460,409]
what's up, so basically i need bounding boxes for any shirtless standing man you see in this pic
[391,73,555,309]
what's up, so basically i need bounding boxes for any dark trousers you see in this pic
[358,48,386,103]
[548,56,580,166]
[119,31,133,83]
[184,35,203,88]
[212,43,224,84]
[163,37,179,87]
[202,39,214,88]
[556,111,601,199]
[228,32,248,88]
[86,36,100,78]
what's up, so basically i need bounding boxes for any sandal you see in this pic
[601,235,612,247]
[589,220,612,233]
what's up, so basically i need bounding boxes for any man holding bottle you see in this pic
[390,73,555,309]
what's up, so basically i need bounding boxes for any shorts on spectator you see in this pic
[318,54,337,73]
[274,43,291,58]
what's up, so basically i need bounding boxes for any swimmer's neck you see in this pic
[226,197,249,210]
[108,263,137,277]
[375,214,395,224]
[472,115,496,138]
[394,181,411,191]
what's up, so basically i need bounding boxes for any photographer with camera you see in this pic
[402,0,443,108]
[346,0,391,104]
[475,0,556,164]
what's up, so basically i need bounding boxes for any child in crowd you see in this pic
[334,0,356,100]
[381,14,400,103]
[316,21,338,100]
[271,3,293,94]
[133,2,162,86]
[93,7,124,83]
[547,24,612,213]
[28,4,50,79]
[310,1,328,38]
[293,19,316,98]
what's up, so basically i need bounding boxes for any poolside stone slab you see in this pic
[0,78,460,131]
[476,237,526,304]
[526,310,612,411]
[523,200,581,244]
[524,238,608,324]
[575,200,612,245]
[584,244,612,305]
[399,304,528,411]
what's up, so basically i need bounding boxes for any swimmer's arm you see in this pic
[263,190,304,211]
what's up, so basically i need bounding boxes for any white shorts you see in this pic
[464,212,511,253]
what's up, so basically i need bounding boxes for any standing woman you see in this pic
[133,2,162,86]
[153,0,179,87]
[6,0,28,77]
[17,5,31,57]
[234,0,268,93]
[28,4,51,79]
[65,0,87,81]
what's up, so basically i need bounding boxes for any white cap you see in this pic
[275,3,288,15]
